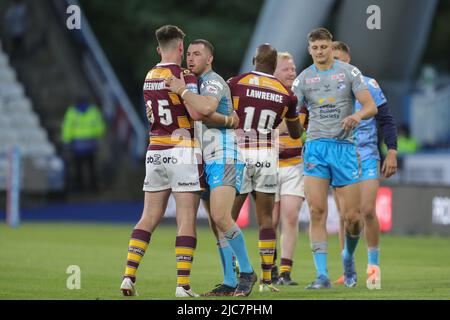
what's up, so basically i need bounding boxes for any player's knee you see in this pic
[211,211,229,230]
[344,214,362,233]
[309,205,327,222]
[283,212,299,227]
[258,214,273,229]
[362,205,377,221]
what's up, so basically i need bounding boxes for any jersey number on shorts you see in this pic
[148,99,173,126]
[243,106,277,134]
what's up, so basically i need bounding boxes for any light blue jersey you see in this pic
[198,70,238,162]
[197,70,243,192]
[354,76,387,162]
[293,60,368,186]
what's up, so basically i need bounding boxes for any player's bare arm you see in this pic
[166,72,217,116]
[382,149,398,178]
[342,89,377,132]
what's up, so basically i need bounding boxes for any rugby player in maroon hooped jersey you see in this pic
[166,39,257,297]
[120,25,222,298]
[227,44,303,294]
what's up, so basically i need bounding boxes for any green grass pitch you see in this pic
[0,223,449,300]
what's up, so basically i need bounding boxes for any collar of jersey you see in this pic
[251,71,275,78]
[312,61,337,74]
[199,69,214,81]
[156,62,178,67]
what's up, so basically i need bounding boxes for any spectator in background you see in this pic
[382,124,418,157]
[4,0,28,58]
[381,124,417,180]
[62,96,105,193]
[397,124,418,155]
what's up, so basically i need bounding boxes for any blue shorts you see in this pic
[359,158,379,182]
[201,159,245,200]
[303,139,361,187]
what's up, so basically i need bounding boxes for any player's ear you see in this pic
[207,55,214,65]
[178,41,184,54]
[157,46,161,56]
[252,57,255,66]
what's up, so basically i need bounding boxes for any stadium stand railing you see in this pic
[52,0,147,161]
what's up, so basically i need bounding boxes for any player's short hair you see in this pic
[332,41,350,54]
[308,27,333,42]
[155,25,185,49]
[278,52,294,61]
[254,43,277,67]
[190,39,214,56]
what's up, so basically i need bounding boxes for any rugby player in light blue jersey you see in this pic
[292,28,378,289]
[166,39,256,297]
[332,41,398,290]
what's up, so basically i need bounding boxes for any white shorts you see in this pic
[275,163,305,202]
[143,148,205,192]
[239,148,278,194]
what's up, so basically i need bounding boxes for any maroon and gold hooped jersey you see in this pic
[143,63,199,150]
[227,71,298,149]
[278,107,308,167]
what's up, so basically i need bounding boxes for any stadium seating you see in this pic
[0,42,64,192]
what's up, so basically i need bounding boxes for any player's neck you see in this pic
[255,64,274,75]
[314,58,334,72]
[199,65,213,77]
[160,53,182,66]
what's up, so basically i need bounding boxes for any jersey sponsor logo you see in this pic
[238,74,289,95]
[147,154,179,165]
[331,73,346,80]
[318,97,335,104]
[201,80,224,90]
[305,87,320,93]
[146,68,173,80]
[351,67,361,77]
[337,82,346,91]
[178,181,199,187]
[205,85,219,95]
[245,158,272,169]
[368,78,379,89]
[319,105,340,119]
[306,77,321,84]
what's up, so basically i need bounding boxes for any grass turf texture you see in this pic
[0,223,449,300]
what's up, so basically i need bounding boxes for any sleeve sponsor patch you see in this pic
[351,67,361,77]
[368,78,380,89]
[205,85,219,95]
[201,80,224,90]
[186,83,198,93]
